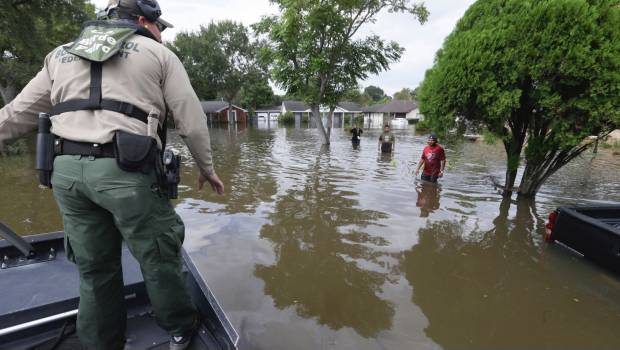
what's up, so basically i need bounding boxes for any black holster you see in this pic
[162,149,181,199]
[36,113,55,188]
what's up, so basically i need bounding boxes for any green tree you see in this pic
[255,0,428,144]
[170,20,258,121]
[167,27,220,100]
[0,0,94,106]
[419,0,620,197]
[239,68,274,112]
[393,87,416,100]
[342,86,372,106]
[364,85,389,103]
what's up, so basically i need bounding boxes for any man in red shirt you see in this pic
[415,134,446,183]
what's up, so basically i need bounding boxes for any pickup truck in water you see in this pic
[545,205,620,274]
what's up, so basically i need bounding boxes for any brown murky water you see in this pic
[2,124,620,349]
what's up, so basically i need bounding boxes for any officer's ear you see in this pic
[137,16,148,27]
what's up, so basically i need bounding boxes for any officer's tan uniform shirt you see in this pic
[0,34,215,176]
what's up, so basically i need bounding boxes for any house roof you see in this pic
[362,103,384,113]
[362,100,418,113]
[338,101,362,112]
[201,100,248,113]
[283,100,310,112]
[255,105,282,113]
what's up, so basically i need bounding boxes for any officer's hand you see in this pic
[198,173,225,195]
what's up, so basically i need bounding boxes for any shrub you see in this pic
[415,118,431,131]
[278,111,295,125]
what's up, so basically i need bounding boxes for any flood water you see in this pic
[2,124,620,349]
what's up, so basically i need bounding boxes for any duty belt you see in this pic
[55,139,115,158]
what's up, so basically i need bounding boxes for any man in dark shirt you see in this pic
[415,134,446,183]
[378,125,395,154]
[350,124,363,145]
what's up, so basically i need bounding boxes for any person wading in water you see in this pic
[415,134,446,183]
[350,124,363,145]
[378,124,395,154]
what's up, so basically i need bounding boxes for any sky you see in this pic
[91,0,477,96]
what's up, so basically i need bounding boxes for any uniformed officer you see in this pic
[0,0,224,349]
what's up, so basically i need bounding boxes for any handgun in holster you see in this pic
[162,149,181,199]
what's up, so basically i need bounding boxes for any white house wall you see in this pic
[406,108,424,121]
[364,113,385,128]
[257,112,281,121]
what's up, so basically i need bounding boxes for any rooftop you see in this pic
[283,100,311,112]
[201,100,247,113]
[255,105,282,112]
[362,100,418,113]
[338,101,362,112]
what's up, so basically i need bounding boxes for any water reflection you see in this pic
[254,148,395,338]
[172,127,279,215]
[415,182,441,218]
[401,198,620,349]
[0,137,62,234]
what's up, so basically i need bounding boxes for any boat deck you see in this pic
[0,232,142,318]
[12,311,221,349]
[0,231,238,350]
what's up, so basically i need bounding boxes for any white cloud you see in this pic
[90,0,475,96]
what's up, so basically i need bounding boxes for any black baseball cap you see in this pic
[104,0,174,30]
[428,134,438,141]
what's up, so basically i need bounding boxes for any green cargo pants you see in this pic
[51,155,197,350]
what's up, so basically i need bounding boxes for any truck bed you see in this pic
[551,205,620,275]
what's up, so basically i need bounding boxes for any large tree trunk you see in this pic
[518,165,547,198]
[312,104,330,145]
[518,143,593,198]
[327,106,335,140]
[516,118,609,197]
[503,167,519,197]
[501,139,524,197]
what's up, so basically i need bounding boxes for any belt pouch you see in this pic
[113,130,157,173]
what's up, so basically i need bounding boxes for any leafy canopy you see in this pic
[255,0,428,142]
[419,0,620,196]
[0,0,95,105]
[393,87,416,101]
[169,20,259,102]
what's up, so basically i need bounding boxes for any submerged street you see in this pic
[2,125,620,349]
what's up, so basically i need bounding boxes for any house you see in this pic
[283,100,363,128]
[201,100,248,124]
[282,101,312,127]
[254,101,364,128]
[255,105,282,121]
[334,102,363,127]
[362,100,422,129]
